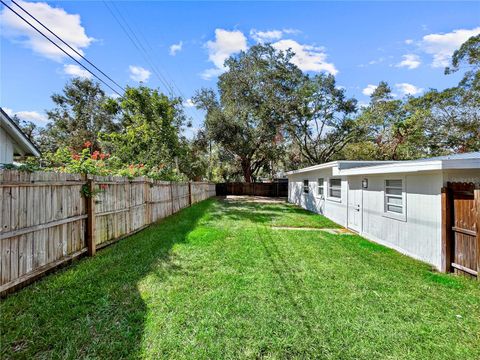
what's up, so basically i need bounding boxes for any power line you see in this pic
[103,0,175,96]
[102,1,198,124]
[9,0,125,94]
[109,1,181,98]
[0,0,124,97]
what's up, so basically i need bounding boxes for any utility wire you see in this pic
[0,0,124,97]
[9,0,125,94]
[110,1,180,98]
[103,0,174,96]
[103,1,197,123]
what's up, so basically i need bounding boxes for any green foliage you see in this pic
[100,86,187,180]
[42,144,111,175]
[39,142,185,181]
[194,44,303,182]
[41,78,119,152]
[287,73,360,165]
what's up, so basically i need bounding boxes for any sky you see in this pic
[1,0,479,137]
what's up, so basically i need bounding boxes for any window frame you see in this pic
[303,179,309,194]
[383,178,407,221]
[316,178,324,198]
[327,177,342,202]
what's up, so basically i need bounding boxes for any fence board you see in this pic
[0,170,216,295]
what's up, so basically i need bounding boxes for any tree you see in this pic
[286,73,359,165]
[407,35,480,155]
[352,82,425,160]
[445,34,480,87]
[194,44,303,182]
[177,130,210,181]
[100,86,187,179]
[12,115,40,145]
[42,78,119,152]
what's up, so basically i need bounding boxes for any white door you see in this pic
[347,178,363,232]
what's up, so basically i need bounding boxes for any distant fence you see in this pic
[0,170,215,295]
[216,181,288,197]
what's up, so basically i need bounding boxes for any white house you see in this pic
[0,107,40,164]
[286,153,480,274]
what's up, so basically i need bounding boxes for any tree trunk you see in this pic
[241,158,253,183]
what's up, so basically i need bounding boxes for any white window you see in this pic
[329,178,342,199]
[303,179,309,193]
[317,178,324,197]
[384,179,404,216]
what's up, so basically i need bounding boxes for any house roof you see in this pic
[286,152,480,177]
[335,152,480,176]
[285,160,395,175]
[0,107,41,158]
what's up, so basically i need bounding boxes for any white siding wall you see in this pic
[288,168,348,227]
[0,126,14,164]
[360,173,443,269]
[287,169,458,270]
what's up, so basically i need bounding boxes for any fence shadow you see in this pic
[209,198,321,225]
[0,200,214,359]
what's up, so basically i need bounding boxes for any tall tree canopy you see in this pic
[42,78,119,152]
[194,44,303,182]
[286,73,359,165]
[100,86,187,179]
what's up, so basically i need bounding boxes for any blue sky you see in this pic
[1,1,479,136]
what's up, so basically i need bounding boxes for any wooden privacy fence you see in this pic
[216,181,288,197]
[0,170,216,295]
[441,182,480,279]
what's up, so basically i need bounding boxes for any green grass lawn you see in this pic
[1,198,480,359]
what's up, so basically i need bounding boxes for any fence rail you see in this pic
[0,170,215,295]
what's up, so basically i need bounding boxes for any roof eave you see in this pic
[0,108,41,157]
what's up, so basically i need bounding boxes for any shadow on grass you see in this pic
[0,199,214,359]
[209,198,334,226]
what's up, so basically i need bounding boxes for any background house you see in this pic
[0,107,40,164]
[286,153,480,276]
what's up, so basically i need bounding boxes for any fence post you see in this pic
[169,181,174,215]
[144,178,151,225]
[475,186,480,281]
[188,182,192,206]
[441,186,452,273]
[86,177,96,257]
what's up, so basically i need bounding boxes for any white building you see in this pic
[0,107,40,164]
[286,153,480,274]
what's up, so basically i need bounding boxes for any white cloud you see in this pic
[183,98,195,108]
[362,84,378,96]
[283,28,301,35]
[405,39,414,45]
[396,54,421,69]
[395,83,423,96]
[129,65,151,82]
[16,111,48,123]
[272,39,337,75]
[250,29,283,43]
[250,28,301,44]
[420,27,480,67]
[201,29,248,80]
[3,107,48,123]
[63,64,92,79]
[0,0,93,61]
[169,41,183,56]
[3,107,14,117]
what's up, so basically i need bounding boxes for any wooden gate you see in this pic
[441,182,480,278]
